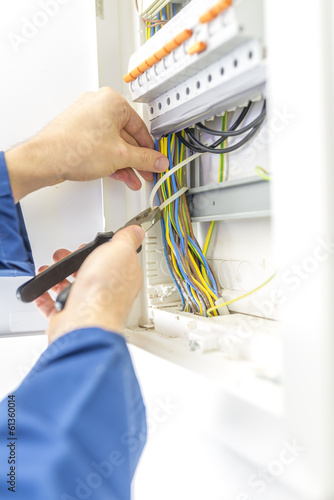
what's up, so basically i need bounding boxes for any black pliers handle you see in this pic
[16,207,161,310]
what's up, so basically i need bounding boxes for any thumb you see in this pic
[122,142,169,173]
[112,225,145,251]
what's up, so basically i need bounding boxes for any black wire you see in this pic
[196,100,266,138]
[178,123,261,155]
[176,101,253,152]
[174,101,252,153]
[176,100,265,154]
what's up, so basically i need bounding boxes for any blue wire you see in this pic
[173,3,176,16]
[167,135,219,298]
[188,236,219,296]
[155,137,219,311]
[154,172,185,309]
[167,135,185,255]
[166,211,200,302]
[162,7,166,20]
[166,135,204,306]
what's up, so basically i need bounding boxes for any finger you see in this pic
[37,261,72,300]
[122,102,154,150]
[34,293,57,319]
[116,132,153,185]
[38,265,49,273]
[137,170,154,182]
[52,248,74,288]
[124,170,142,191]
[120,129,139,147]
[110,169,129,182]
[53,248,71,262]
[111,224,145,250]
[111,168,143,190]
[120,139,169,174]
[34,265,56,318]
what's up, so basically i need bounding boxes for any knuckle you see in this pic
[99,86,113,96]
[117,142,129,165]
[137,149,149,171]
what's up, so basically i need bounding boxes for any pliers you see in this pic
[16,207,161,311]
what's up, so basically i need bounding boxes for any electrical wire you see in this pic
[151,102,268,317]
[196,101,266,138]
[150,152,204,208]
[178,123,260,154]
[207,272,277,317]
[175,101,263,155]
[255,166,271,181]
[153,134,220,315]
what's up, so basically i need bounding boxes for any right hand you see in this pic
[37,225,145,344]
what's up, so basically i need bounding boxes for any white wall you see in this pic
[0,0,102,388]
[0,0,103,269]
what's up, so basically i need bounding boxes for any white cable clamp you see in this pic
[149,152,206,209]
[159,187,189,211]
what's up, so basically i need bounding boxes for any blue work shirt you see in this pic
[0,152,147,499]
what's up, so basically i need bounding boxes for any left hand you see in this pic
[34,248,80,320]
[35,226,145,344]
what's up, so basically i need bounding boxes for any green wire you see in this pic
[218,113,227,183]
[255,166,271,181]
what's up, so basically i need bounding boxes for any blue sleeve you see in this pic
[0,328,147,500]
[0,151,35,276]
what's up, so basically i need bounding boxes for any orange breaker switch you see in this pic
[199,0,232,24]
[137,60,151,72]
[146,54,160,67]
[123,29,194,83]
[154,46,170,60]
[129,67,143,79]
[123,73,135,83]
[188,41,207,55]
[173,29,193,45]
[164,39,180,53]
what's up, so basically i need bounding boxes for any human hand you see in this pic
[5,88,169,202]
[35,225,145,344]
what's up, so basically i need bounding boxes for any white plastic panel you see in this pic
[128,0,239,102]
[148,38,261,123]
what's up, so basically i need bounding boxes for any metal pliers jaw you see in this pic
[16,207,162,309]
[123,206,161,232]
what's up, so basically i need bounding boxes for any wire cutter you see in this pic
[16,206,161,311]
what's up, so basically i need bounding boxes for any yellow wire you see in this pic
[203,221,215,256]
[188,252,218,301]
[255,166,271,181]
[207,272,277,317]
[158,134,218,316]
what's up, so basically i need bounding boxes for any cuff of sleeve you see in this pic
[27,327,128,378]
[0,151,35,276]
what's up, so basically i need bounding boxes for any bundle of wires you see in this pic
[143,3,178,40]
[176,100,266,154]
[154,134,221,316]
[153,101,268,316]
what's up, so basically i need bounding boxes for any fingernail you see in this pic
[132,225,145,242]
[155,156,169,171]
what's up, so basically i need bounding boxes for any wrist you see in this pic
[47,312,124,345]
[5,139,65,203]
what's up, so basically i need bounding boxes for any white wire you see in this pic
[149,152,206,209]
[159,187,188,211]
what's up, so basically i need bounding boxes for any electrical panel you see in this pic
[120,0,276,378]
